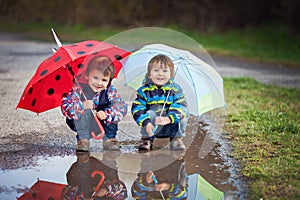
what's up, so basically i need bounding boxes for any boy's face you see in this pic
[149,63,171,86]
[86,69,110,92]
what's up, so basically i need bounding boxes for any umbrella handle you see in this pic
[91,170,105,197]
[151,175,166,200]
[152,125,158,134]
[90,110,105,140]
[152,175,158,184]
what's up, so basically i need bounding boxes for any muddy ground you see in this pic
[0,33,299,199]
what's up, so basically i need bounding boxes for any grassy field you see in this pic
[224,77,300,199]
[1,21,299,199]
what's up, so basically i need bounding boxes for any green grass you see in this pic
[0,20,300,66]
[171,24,300,66]
[224,77,300,199]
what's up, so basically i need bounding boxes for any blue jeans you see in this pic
[141,110,187,139]
[70,110,117,140]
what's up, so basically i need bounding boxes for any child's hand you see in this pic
[146,171,154,183]
[154,183,171,191]
[95,187,108,197]
[146,123,154,136]
[96,111,107,120]
[155,116,171,125]
[83,100,94,110]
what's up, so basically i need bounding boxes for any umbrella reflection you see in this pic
[62,151,127,199]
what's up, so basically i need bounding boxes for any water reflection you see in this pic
[131,151,187,199]
[62,151,127,199]
[0,145,227,199]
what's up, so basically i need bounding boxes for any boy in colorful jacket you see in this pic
[131,54,188,151]
[61,56,127,151]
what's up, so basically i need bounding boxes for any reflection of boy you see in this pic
[62,151,127,199]
[131,55,188,151]
[61,56,127,151]
[131,153,188,199]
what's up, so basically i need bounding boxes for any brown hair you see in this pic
[86,56,115,80]
[147,54,174,78]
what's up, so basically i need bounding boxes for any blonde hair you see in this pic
[86,56,115,80]
[147,54,174,78]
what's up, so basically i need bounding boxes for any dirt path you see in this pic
[213,54,300,89]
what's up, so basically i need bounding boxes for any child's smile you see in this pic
[149,65,171,86]
[87,69,110,92]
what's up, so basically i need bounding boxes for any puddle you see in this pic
[0,115,246,199]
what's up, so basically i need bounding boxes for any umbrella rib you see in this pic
[178,60,202,117]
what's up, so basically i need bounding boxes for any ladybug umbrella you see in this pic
[17,179,67,200]
[16,39,131,139]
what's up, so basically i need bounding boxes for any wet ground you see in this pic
[0,33,299,199]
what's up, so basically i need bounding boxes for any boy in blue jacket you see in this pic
[131,54,188,151]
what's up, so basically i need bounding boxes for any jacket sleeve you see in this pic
[131,175,154,198]
[167,84,188,124]
[61,87,85,120]
[131,87,151,127]
[103,85,127,124]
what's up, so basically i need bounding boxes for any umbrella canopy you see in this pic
[187,173,225,200]
[120,44,225,117]
[16,40,130,114]
[17,179,66,200]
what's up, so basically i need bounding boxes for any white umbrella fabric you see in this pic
[120,44,225,117]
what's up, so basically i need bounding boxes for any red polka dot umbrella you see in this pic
[16,40,130,114]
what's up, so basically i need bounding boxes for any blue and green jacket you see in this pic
[131,78,188,127]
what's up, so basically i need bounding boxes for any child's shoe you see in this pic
[170,137,186,151]
[76,139,90,152]
[138,138,153,151]
[103,138,120,150]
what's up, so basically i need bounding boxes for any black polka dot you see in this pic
[54,56,61,62]
[114,54,122,60]
[28,87,33,95]
[40,70,48,76]
[47,88,55,96]
[77,64,84,69]
[55,75,61,81]
[86,44,94,47]
[77,51,85,55]
[31,99,36,106]
[92,52,98,55]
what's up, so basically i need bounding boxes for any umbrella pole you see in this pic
[153,90,171,134]
[76,80,105,140]
[153,68,178,134]
[91,170,105,197]
[68,65,105,140]
[152,175,166,200]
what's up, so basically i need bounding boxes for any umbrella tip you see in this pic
[51,28,63,47]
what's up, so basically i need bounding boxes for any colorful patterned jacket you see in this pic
[61,83,127,124]
[131,78,188,127]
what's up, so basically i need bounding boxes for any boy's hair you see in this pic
[86,56,115,80]
[147,54,175,78]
